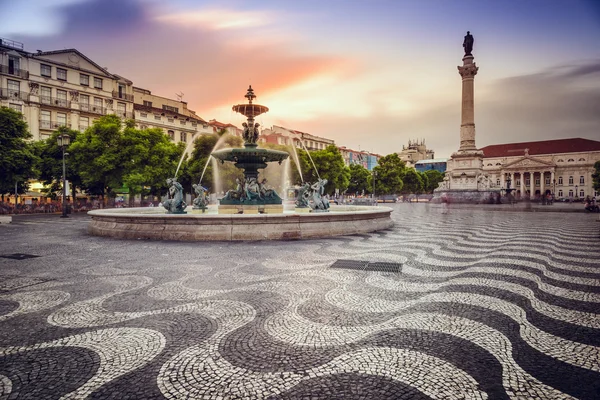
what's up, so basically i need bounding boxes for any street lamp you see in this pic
[57,133,71,218]
[575,185,579,200]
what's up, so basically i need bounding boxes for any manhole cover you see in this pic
[0,253,41,260]
[331,259,402,273]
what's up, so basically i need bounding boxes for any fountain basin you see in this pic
[88,205,393,241]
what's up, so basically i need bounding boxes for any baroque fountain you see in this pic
[88,86,393,241]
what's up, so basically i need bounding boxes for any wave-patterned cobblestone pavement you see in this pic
[0,205,598,399]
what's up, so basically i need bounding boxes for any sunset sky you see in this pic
[1,0,599,157]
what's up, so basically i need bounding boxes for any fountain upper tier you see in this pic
[231,103,269,118]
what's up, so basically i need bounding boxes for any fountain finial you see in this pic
[245,85,256,104]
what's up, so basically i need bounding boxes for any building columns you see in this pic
[520,172,525,197]
[530,172,535,199]
[500,172,505,188]
[540,171,545,195]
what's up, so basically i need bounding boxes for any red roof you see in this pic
[480,138,600,158]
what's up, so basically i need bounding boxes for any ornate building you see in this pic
[260,125,335,151]
[0,38,134,140]
[480,138,600,199]
[338,147,380,171]
[397,139,435,167]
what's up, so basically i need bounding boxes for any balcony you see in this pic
[0,88,29,101]
[79,103,106,115]
[0,64,29,79]
[40,120,71,130]
[39,96,71,108]
[112,91,134,102]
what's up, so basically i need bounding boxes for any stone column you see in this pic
[500,172,505,188]
[457,55,479,152]
[520,172,525,197]
[540,171,545,196]
[550,171,555,194]
[530,172,535,199]
[510,172,514,188]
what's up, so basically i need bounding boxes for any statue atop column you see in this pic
[463,31,474,56]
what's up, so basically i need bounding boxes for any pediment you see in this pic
[503,156,554,169]
[35,50,113,77]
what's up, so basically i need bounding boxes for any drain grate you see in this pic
[0,253,41,260]
[331,259,402,273]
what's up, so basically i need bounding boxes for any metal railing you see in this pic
[79,103,106,115]
[39,96,71,108]
[0,37,24,50]
[0,64,29,79]
[0,88,29,101]
[40,120,71,130]
[111,91,134,101]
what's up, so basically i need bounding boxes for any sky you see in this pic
[1,0,599,157]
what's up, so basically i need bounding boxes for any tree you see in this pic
[120,125,184,205]
[35,126,83,200]
[402,168,424,195]
[69,115,125,199]
[300,145,350,195]
[347,164,371,195]
[423,169,444,193]
[372,153,405,195]
[593,161,600,192]
[0,107,38,199]
[418,171,429,195]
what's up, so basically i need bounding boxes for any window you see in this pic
[495,163,501,166]
[39,86,51,104]
[558,176,563,185]
[168,130,174,140]
[558,190,563,197]
[8,56,20,75]
[180,132,187,142]
[578,158,585,161]
[557,159,564,163]
[516,179,521,186]
[191,122,197,127]
[41,64,51,77]
[143,100,152,107]
[487,163,492,166]
[141,125,148,129]
[580,190,584,198]
[117,102,126,115]
[57,68,67,81]
[57,113,67,127]
[56,89,68,107]
[567,159,574,162]
[79,116,89,132]
[525,178,530,185]
[154,115,161,120]
[568,190,573,197]
[180,120,186,125]
[140,112,147,117]
[40,110,51,129]
[580,176,585,184]
[7,79,20,96]
[545,177,550,185]
[535,178,540,185]
[496,179,500,186]
[94,97,103,107]
[9,103,22,112]
[162,105,179,113]
[568,176,574,185]
[168,118,174,123]
[94,77,102,89]
[80,74,89,86]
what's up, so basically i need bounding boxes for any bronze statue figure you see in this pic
[463,31,474,56]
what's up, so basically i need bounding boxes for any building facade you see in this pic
[260,125,335,151]
[415,158,448,173]
[480,138,600,199]
[208,119,242,138]
[397,139,435,167]
[338,147,380,171]
[133,87,211,144]
[0,38,135,140]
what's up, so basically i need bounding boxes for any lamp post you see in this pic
[575,185,578,200]
[372,170,377,205]
[57,133,71,218]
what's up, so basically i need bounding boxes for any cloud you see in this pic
[155,8,275,31]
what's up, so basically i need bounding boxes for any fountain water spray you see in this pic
[300,140,321,180]
[289,143,303,183]
[198,133,230,185]
[174,136,196,178]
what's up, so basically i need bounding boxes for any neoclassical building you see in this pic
[0,38,135,140]
[480,138,600,199]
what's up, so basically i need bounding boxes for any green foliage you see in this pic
[372,153,405,195]
[419,171,429,194]
[347,164,372,195]
[120,126,184,201]
[35,126,82,199]
[0,107,38,195]
[402,168,424,194]
[422,169,444,193]
[300,145,350,195]
[593,161,600,192]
